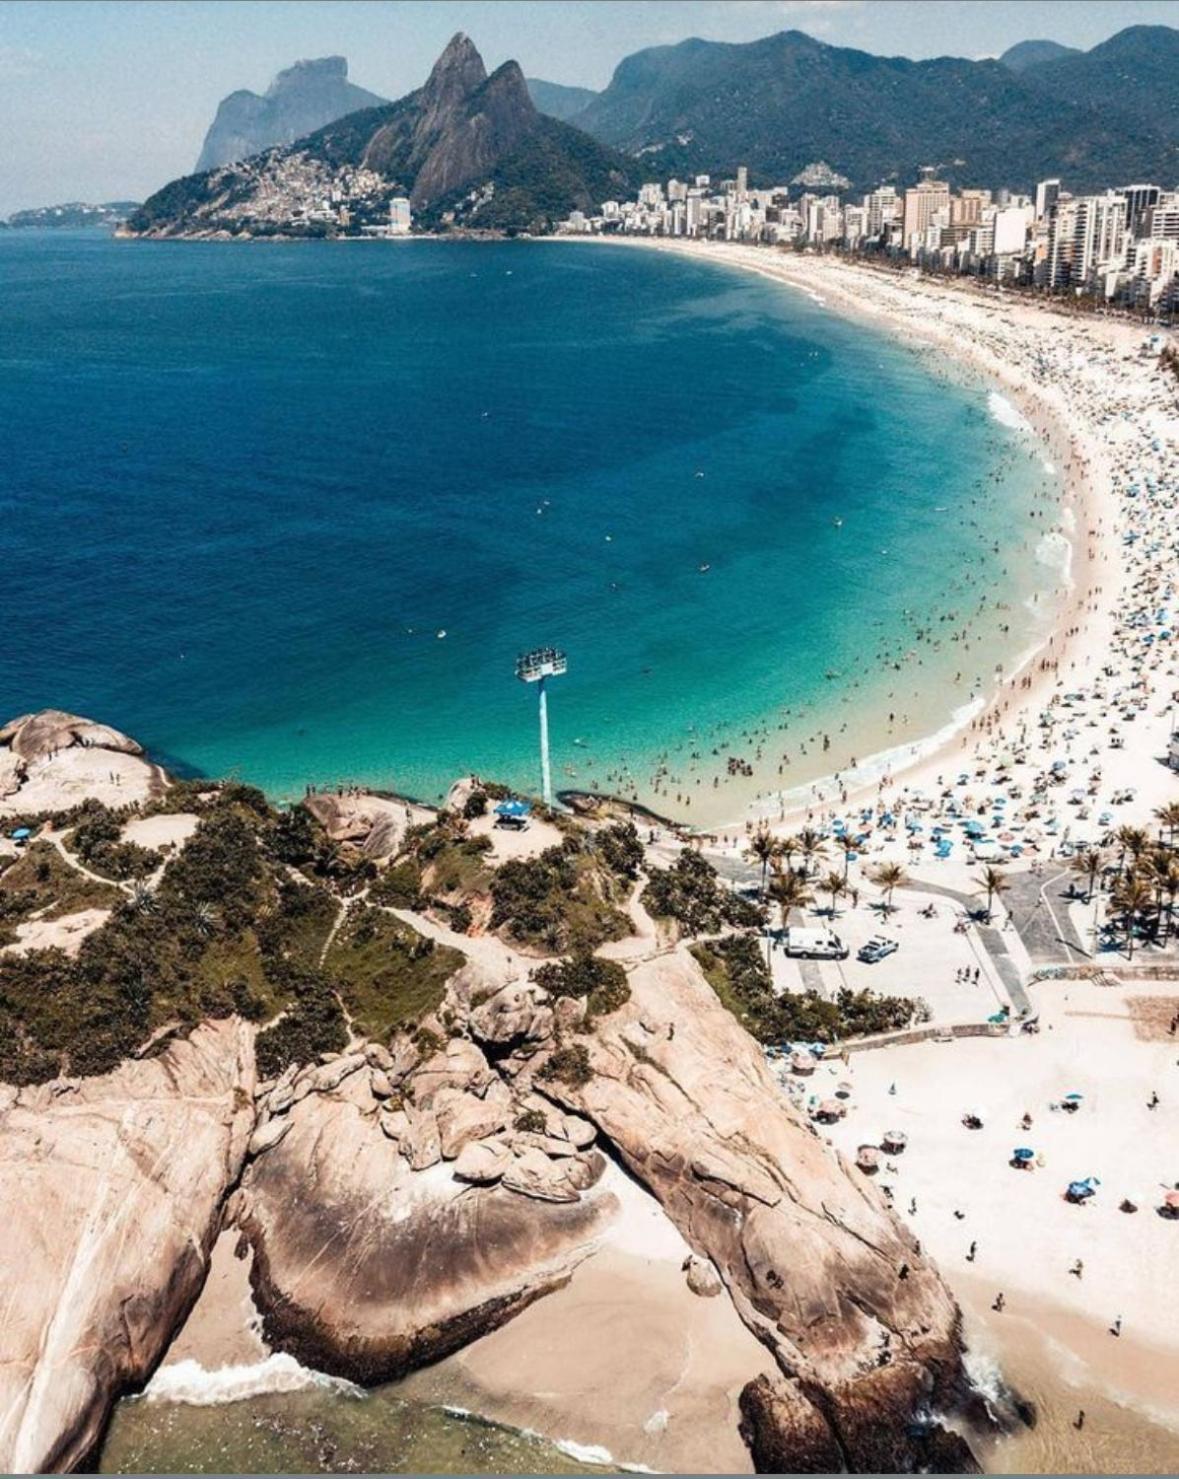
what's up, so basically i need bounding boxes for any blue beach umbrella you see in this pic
[10,827,32,840]
[494,799,531,818]
[1013,1147,1035,1161]
[1063,1092,1083,1101]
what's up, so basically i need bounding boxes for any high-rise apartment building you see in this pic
[1034,179,1062,221]
[903,171,950,248]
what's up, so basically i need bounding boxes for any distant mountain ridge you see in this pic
[997,39,1079,72]
[195,56,387,171]
[128,35,637,237]
[7,201,140,229]
[569,24,1179,192]
[525,78,599,121]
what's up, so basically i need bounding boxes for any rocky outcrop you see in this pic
[232,1049,617,1383]
[0,1020,255,1474]
[303,791,431,859]
[0,709,161,814]
[539,952,979,1472]
[196,57,387,173]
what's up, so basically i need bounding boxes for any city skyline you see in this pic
[2,0,1177,215]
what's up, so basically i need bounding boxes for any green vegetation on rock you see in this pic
[690,934,928,1045]
[645,849,764,936]
[324,903,464,1039]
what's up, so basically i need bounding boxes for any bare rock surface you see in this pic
[0,709,161,815]
[232,1064,617,1383]
[541,951,979,1471]
[0,1019,255,1474]
[303,791,431,859]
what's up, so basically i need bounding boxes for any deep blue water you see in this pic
[0,232,1057,818]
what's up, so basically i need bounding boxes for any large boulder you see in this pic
[540,952,980,1472]
[0,710,160,814]
[0,710,144,762]
[303,791,431,859]
[0,1019,256,1474]
[232,1065,617,1383]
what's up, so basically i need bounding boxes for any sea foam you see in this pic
[987,390,1032,434]
[142,1354,362,1406]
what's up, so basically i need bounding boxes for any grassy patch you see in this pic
[0,842,123,921]
[325,903,464,1038]
[489,838,629,954]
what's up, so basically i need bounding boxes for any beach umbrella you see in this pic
[1013,1148,1035,1161]
[1063,1092,1084,1102]
[816,1099,843,1119]
[10,827,31,840]
[836,1081,853,1097]
[855,1145,880,1172]
[1162,1191,1179,1214]
[494,799,531,817]
[882,1129,908,1152]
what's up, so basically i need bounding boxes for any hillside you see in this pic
[127,35,637,237]
[1014,24,1179,147]
[570,26,1179,192]
[997,39,1079,73]
[526,77,599,121]
[7,200,140,229]
[195,56,387,172]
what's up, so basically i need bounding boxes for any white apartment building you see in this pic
[1048,192,1127,291]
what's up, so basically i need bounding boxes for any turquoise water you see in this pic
[0,233,1059,821]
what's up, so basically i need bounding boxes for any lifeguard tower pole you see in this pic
[515,647,567,806]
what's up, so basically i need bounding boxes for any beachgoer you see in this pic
[967,1241,977,1262]
[1070,1259,1083,1279]
[992,1292,1005,1312]
[1075,1410,1085,1431]
[1110,1316,1121,1336]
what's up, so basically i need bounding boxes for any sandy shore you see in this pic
[816,973,1179,1466]
[555,237,1176,848]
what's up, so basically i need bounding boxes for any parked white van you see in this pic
[782,926,848,960]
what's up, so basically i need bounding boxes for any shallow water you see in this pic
[0,232,1059,823]
[98,1388,605,1475]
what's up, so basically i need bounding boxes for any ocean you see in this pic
[0,231,1063,826]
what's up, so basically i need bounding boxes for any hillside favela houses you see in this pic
[562,164,1179,314]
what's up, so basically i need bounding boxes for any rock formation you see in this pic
[232,1039,616,1382]
[536,952,979,1471]
[0,708,161,814]
[0,1020,256,1473]
[196,56,386,173]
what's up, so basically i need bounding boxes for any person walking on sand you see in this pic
[967,1240,977,1261]
[1070,1259,1083,1279]
[1075,1409,1085,1431]
[992,1292,1005,1312]
[1110,1316,1121,1336]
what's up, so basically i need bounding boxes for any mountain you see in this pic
[1014,25,1179,148]
[572,27,1179,193]
[526,77,599,121]
[195,56,387,172]
[128,35,637,237]
[997,39,1079,73]
[7,200,140,229]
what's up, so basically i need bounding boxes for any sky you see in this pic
[1,0,1176,215]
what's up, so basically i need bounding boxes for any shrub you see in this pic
[254,967,347,1078]
[539,1042,592,1088]
[370,860,424,908]
[645,850,764,936]
[514,1108,548,1134]
[532,952,629,1016]
[597,821,644,881]
[463,791,488,819]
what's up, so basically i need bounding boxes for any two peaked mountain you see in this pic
[128,36,637,238]
[569,25,1179,193]
[195,56,387,172]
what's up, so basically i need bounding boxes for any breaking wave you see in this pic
[142,1354,362,1406]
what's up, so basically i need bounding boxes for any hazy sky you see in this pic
[2,0,1176,215]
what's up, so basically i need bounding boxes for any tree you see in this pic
[1069,847,1106,904]
[769,864,813,928]
[1154,801,1179,847]
[796,828,826,878]
[836,833,859,882]
[1143,850,1179,945]
[821,870,847,918]
[871,861,907,913]
[1115,825,1149,877]
[1111,874,1154,959]
[975,864,1010,920]
[746,828,778,901]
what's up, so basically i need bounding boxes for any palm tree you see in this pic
[1154,800,1179,847]
[779,834,801,872]
[1111,874,1155,959]
[769,864,814,927]
[1069,847,1106,904]
[822,869,847,918]
[836,833,859,883]
[1115,825,1149,878]
[746,828,778,901]
[871,861,907,913]
[796,827,827,878]
[1143,850,1179,945]
[975,864,1010,920]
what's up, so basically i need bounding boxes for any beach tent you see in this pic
[494,800,531,818]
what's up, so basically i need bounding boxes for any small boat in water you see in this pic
[698,563,711,573]
[832,516,843,528]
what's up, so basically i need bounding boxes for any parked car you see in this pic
[783,927,849,960]
[858,935,899,964]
